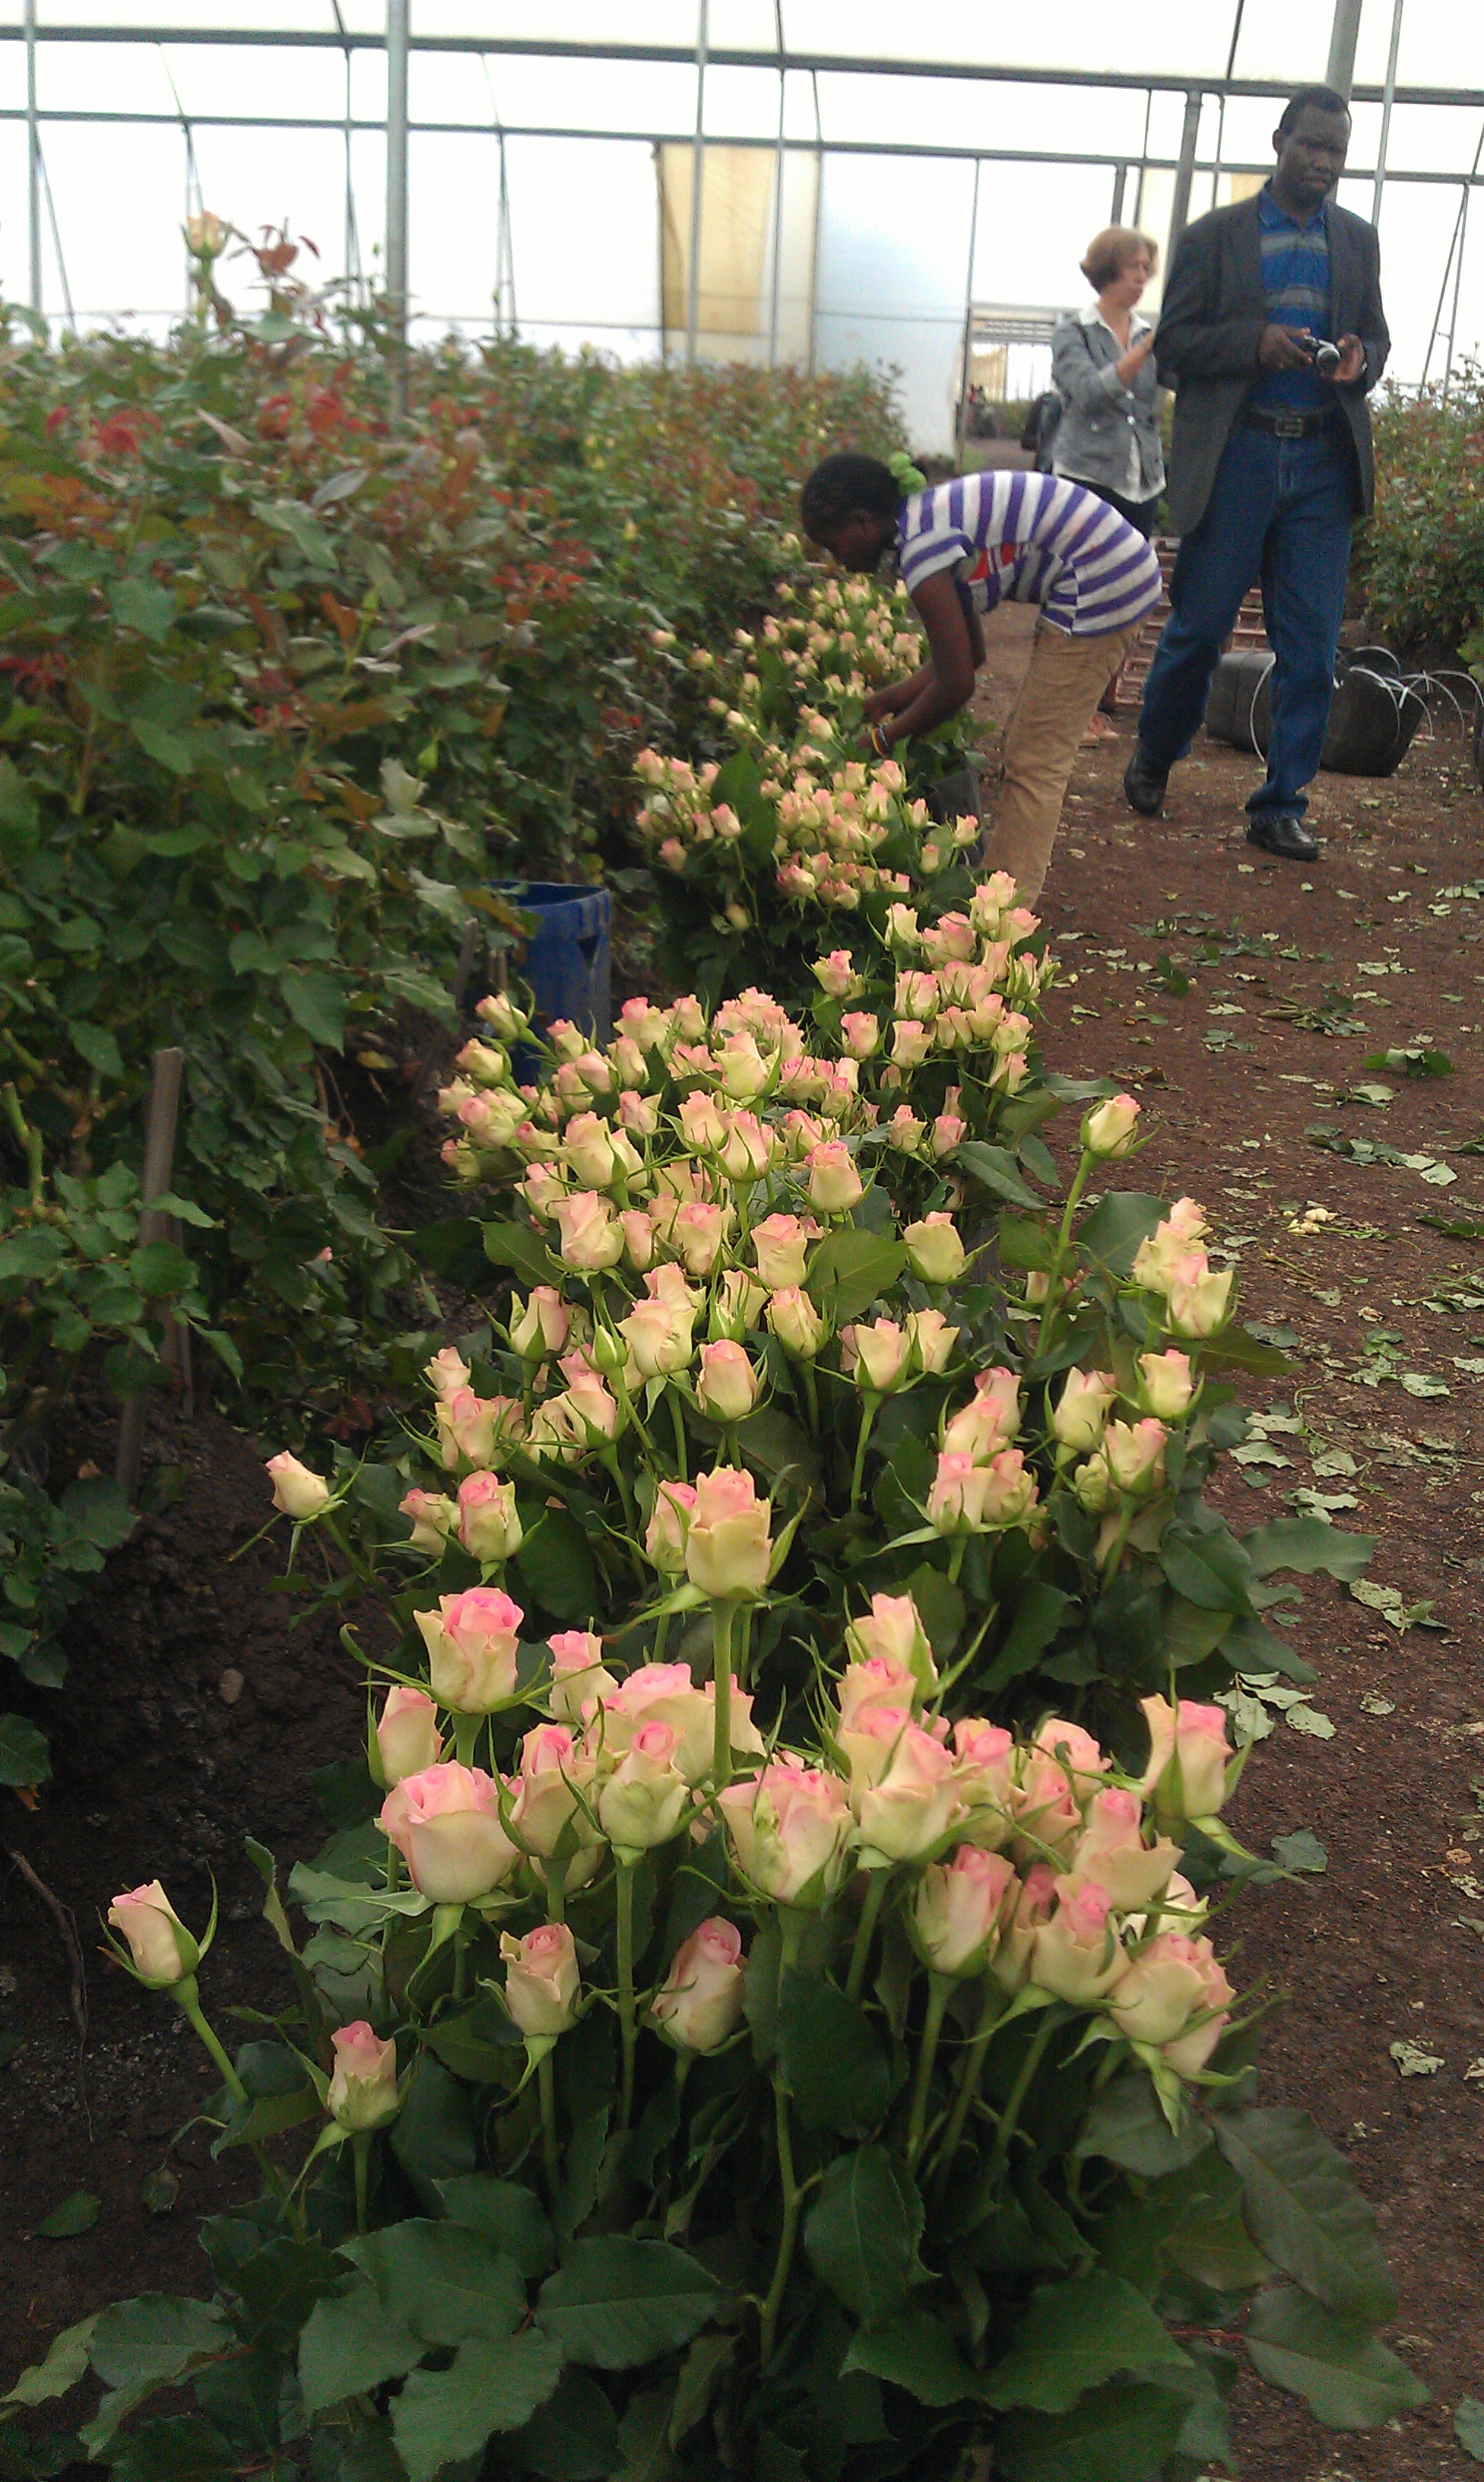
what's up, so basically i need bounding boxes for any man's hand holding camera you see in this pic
[1257,324,1364,383]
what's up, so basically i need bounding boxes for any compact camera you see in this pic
[1310,339,1343,375]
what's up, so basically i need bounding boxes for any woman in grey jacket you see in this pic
[1051,226,1165,535]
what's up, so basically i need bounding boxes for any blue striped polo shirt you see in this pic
[1251,184,1333,410]
[894,471,1163,639]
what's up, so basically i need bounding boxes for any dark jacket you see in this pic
[1154,190,1390,535]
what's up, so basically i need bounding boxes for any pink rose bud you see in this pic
[1109,1931,1235,2077]
[512,1722,601,1860]
[1138,1694,1232,1824]
[1103,1416,1168,1499]
[597,1719,693,1853]
[1165,1254,1235,1340]
[265,1452,331,1521]
[890,1019,931,1070]
[931,1107,967,1159]
[326,2021,400,2132]
[378,1763,519,1903]
[434,1389,518,1472]
[717,1031,770,1101]
[840,1012,880,1061]
[456,1471,523,1565]
[620,1208,655,1270]
[1071,1786,1181,1911]
[679,1090,728,1154]
[424,1345,472,1401]
[620,1293,697,1380]
[1137,1348,1196,1420]
[847,1317,912,1394]
[107,1881,196,1987]
[551,1191,625,1271]
[683,1465,773,1601]
[509,1286,569,1360]
[500,1922,581,2038]
[1029,1874,1130,2006]
[696,1341,759,1424]
[1007,1752,1084,1862]
[839,1709,964,1864]
[752,1213,813,1290]
[908,1309,959,1376]
[1080,1093,1140,1159]
[718,1756,852,1907]
[952,1719,1017,1836]
[547,1630,619,1725]
[942,1366,1023,1462]
[643,1478,698,1576]
[414,1586,523,1713]
[1051,1370,1118,1455]
[1130,1200,1210,1294]
[903,1214,966,1286]
[811,951,861,1001]
[400,1488,457,1554]
[915,1844,1017,1976]
[374,1684,444,1788]
[649,1917,746,2052]
[765,1285,826,1360]
[896,969,939,1020]
[993,1861,1058,1992]
[674,1201,729,1278]
[843,1594,936,1696]
[719,1113,775,1183]
[805,1140,864,1214]
[886,1106,925,1153]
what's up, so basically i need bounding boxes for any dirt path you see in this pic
[973,630,1484,2477]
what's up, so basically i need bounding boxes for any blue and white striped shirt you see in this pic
[894,471,1162,639]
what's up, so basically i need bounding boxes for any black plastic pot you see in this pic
[1204,648,1425,777]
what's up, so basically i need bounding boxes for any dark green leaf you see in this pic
[1244,1518,1375,1582]
[59,1475,137,1550]
[1159,1519,1254,1615]
[392,2331,566,2482]
[804,2146,923,2325]
[984,1582,1073,1690]
[1198,1324,1293,1378]
[995,2379,1191,2482]
[1271,1830,1327,1875]
[1077,1193,1168,1276]
[1244,2288,1429,2427]
[438,2176,555,2278]
[297,2281,422,2416]
[483,1219,562,1289]
[2,2315,98,2408]
[281,970,346,1050]
[806,1228,909,1325]
[504,2366,618,2480]
[1213,2108,1397,2322]
[0,1714,52,1788]
[108,2415,236,2482]
[129,1241,194,1299]
[517,1508,598,1624]
[109,577,179,644]
[343,2220,525,2347]
[37,2192,100,2239]
[0,1230,69,1281]
[842,2309,975,2406]
[388,2058,477,2209]
[1075,2076,1211,2179]
[69,1022,126,1082]
[130,718,195,776]
[536,2238,718,2369]
[776,1974,892,2133]
[985,2271,1191,2411]
[953,1142,1046,1212]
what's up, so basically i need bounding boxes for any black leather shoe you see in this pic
[1122,744,1168,817]
[1245,814,1318,862]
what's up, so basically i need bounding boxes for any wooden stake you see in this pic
[115,1046,185,1500]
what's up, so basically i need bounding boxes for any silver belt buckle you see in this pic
[1273,412,1306,440]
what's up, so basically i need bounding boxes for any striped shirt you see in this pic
[1251,184,1333,411]
[894,471,1162,638]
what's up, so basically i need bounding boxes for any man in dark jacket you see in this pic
[1124,85,1389,862]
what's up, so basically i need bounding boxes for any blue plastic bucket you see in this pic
[499,881,613,1052]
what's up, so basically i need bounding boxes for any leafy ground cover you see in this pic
[1357,365,1484,664]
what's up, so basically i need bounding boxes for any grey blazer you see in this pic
[1050,307,1165,502]
[1154,191,1390,535]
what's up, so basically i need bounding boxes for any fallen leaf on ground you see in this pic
[1390,2039,1444,2077]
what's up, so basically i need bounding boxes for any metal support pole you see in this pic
[115,1049,186,1500]
[385,0,409,417]
[1110,161,1127,224]
[24,0,41,314]
[766,0,785,367]
[1326,0,1364,100]
[956,157,981,460]
[1168,90,1203,255]
[684,0,708,367]
[807,67,823,379]
[1444,183,1472,398]
[1372,0,1403,223]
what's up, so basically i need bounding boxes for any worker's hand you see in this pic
[863,681,914,723]
[1329,334,1365,385]
[1257,322,1320,370]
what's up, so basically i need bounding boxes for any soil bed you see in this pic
[2,644,1482,2476]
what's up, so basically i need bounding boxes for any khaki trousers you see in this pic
[981,619,1141,903]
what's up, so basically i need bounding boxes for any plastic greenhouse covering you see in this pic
[2,1,1483,446]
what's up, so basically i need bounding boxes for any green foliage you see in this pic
[1359,369,1484,655]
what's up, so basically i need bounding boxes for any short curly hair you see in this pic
[1080,225,1159,292]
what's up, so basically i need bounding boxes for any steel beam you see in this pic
[24,0,40,313]
[0,24,1479,113]
[385,0,408,416]
[1325,0,1364,100]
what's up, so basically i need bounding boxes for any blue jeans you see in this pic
[1138,421,1354,823]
